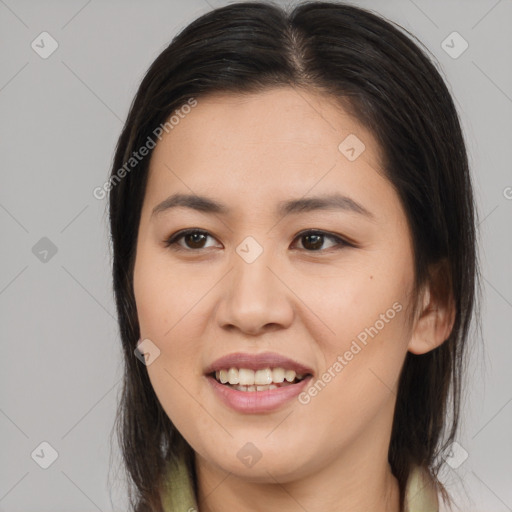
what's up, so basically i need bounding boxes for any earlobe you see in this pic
[408,262,456,355]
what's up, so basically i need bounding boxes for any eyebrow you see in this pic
[151,192,374,220]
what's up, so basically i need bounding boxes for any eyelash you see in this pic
[163,228,352,253]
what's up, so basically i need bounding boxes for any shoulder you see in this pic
[404,465,439,512]
[161,457,197,512]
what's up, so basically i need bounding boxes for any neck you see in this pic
[197,458,399,512]
[196,421,400,512]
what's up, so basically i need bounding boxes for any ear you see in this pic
[408,259,456,355]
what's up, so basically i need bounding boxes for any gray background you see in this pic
[1,0,511,510]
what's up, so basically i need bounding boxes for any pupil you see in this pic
[187,232,205,248]
[304,234,323,250]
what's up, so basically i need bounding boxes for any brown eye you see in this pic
[301,233,324,251]
[183,232,208,249]
[164,229,350,253]
[293,230,349,252]
[164,229,218,251]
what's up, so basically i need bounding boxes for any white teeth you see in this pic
[213,367,306,387]
[227,368,239,385]
[272,367,285,383]
[239,368,255,386]
[285,370,296,382]
[254,368,273,385]
[234,384,279,392]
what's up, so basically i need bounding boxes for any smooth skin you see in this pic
[133,87,454,512]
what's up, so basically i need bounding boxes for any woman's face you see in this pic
[133,87,418,482]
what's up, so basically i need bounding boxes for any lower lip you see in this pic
[206,375,312,414]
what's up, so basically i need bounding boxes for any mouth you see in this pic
[208,367,312,392]
[204,352,314,413]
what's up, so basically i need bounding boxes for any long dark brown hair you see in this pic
[107,2,480,510]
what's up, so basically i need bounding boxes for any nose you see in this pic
[216,249,294,336]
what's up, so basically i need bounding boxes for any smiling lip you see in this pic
[204,351,314,414]
[207,374,312,414]
[204,351,314,375]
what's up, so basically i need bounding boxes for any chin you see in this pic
[196,439,316,483]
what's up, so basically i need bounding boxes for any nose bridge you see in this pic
[218,238,293,334]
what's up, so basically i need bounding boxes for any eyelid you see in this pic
[164,228,354,252]
[291,229,351,250]
[164,228,218,250]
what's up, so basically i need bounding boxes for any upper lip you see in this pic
[204,351,314,376]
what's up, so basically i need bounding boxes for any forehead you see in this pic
[150,87,383,169]
[144,87,392,220]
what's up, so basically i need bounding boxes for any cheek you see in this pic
[290,252,412,355]
[133,248,215,443]
[295,251,413,416]
[134,255,203,382]
[295,301,410,461]
[133,244,206,338]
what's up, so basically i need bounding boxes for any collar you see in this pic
[161,454,439,512]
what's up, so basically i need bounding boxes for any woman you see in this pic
[108,2,479,511]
